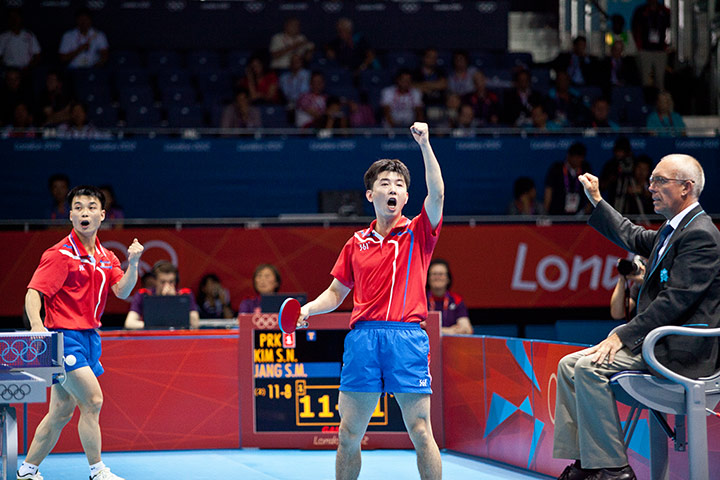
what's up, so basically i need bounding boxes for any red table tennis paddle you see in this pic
[279,297,301,334]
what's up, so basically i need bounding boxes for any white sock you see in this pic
[89,461,106,476]
[18,462,39,476]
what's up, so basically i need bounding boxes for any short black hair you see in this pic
[67,185,105,209]
[613,136,631,153]
[48,173,70,190]
[363,159,411,191]
[568,142,587,157]
[513,176,536,200]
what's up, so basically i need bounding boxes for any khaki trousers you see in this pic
[552,347,645,469]
[636,50,668,90]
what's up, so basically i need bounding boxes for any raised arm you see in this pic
[111,238,144,299]
[411,122,444,228]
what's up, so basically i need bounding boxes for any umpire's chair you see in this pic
[610,326,720,480]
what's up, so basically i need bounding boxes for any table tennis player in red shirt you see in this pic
[295,122,444,480]
[21,185,143,480]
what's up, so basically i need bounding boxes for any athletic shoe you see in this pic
[90,468,125,480]
[585,465,636,480]
[557,460,594,480]
[16,472,43,480]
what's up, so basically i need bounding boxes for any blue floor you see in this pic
[26,449,554,479]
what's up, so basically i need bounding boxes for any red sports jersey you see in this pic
[27,230,124,330]
[332,207,442,327]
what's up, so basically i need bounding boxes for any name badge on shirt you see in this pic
[565,192,581,213]
[648,29,660,44]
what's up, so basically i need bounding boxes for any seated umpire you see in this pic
[553,154,720,480]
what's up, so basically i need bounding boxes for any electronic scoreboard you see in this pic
[238,312,443,449]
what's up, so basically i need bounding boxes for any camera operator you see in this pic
[610,255,646,321]
[599,137,637,213]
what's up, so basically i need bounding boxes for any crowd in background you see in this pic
[0,3,692,137]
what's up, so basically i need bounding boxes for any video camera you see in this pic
[617,256,645,276]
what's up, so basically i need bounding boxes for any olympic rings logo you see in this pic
[0,339,48,364]
[0,383,32,401]
[252,314,278,330]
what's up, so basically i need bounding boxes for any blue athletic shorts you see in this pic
[55,329,104,377]
[340,321,432,394]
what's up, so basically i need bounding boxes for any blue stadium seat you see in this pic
[469,51,500,70]
[76,86,113,107]
[359,70,392,91]
[87,103,119,128]
[435,50,453,70]
[326,85,359,103]
[473,324,519,338]
[578,86,603,106]
[384,51,419,74]
[187,50,221,73]
[196,70,233,96]
[260,106,289,128]
[483,68,513,89]
[118,85,154,110]
[308,55,341,71]
[147,50,183,72]
[71,68,111,98]
[109,50,142,69]
[113,68,150,89]
[227,50,252,75]
[157,70,192,89]
[610,86,647,126]
[124,104,162,128]
[161,85,197,106]
[502,52,534,69]
[167,105,204,128]
[555,320,624,345]
[530,68,552,93]
[207,102,225,128]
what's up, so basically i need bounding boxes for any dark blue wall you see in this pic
[2,136,718,219]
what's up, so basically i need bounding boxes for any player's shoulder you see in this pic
[43,235,76,260]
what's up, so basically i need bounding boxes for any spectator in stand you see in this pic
[268,17,314,70]
[508,176,547,215]
[547,70,586,127]
[319,96,348,131]
[447,50,477,97]
[197,273,234,319]
[278,54,310,108]
[0,8,41,71]
[600,137,636,207]
[426,259,473,335]
[325,17,376,73]
[348,91,376,127]
[632,0,671,91]
[1,102,36,138]
[220,88,262,130]
[544,141,593,215]
[435,92,461,129]
[600,40,640,94]
[381,69,424,128]
[412,48,448,118]
[502,68,545,126]
[0,67,33,125]
[238,263,281,314]
[552,35,598,86]
[56,102,108,139]
[47,173,70,220]
[463,71,500,126]
[622,155,655,216]
[646,90,685,137]
[605,14,637,55]
[99,184,124,228]
[240,55,280,104]
[451,103,481,137]
[36,70,71,126]
[295,71,327,128]
[584,97,620,133]
[124,261,200,329]
[527,103,562,133]
[59,7,108,69]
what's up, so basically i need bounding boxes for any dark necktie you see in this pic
[649,224,674,271]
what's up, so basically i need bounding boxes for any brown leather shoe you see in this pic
[585,465,636,480]
[557,460,594,480]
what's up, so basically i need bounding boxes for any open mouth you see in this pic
[387,198,397,207]
[81,220,90,227]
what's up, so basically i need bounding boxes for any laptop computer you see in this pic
[260,293,307,313]
[142,294,191,329]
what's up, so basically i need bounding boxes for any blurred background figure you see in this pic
[47,173,70,220]
[508,176,547,215]
[427,259,473,335]
[197,273,234,319]
[646,90,685,136]
[238,263,281,314]
[99,184,125,228]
